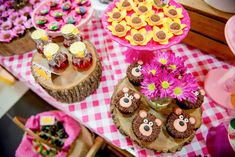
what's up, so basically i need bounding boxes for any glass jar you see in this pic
[69,42,92,71]
[43,43,69,73]
[147,97,173,111]
[31,29,50,55]
[61,24,83,48]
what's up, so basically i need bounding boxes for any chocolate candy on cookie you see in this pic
[113,87,141,114]
[127,61,144,85]
[166,107,196,139]
[177,89,205,109]
[132,110,162,142]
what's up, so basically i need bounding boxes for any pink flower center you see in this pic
[3,33,11,39]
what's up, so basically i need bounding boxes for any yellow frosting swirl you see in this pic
[69,41,86,58]
[43,43,59,60]
[31,29,48,41]
[61,24,79,35]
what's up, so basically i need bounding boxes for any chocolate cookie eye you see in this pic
[149,121,153,126]
[179,115,184,120]
[184,118,189,123]
[143,119,148,123]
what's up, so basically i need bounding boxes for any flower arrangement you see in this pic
[141,52,199,103]
[0,0,42,43]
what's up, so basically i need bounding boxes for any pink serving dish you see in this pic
[102,0,190,52]
[32,0,94,37]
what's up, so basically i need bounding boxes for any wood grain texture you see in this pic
[0,31,36,56]
[31,41,102,103]
[183,31,235,61]
[188,11,226,44]
[111,77,202,152]
[177,0,233,22]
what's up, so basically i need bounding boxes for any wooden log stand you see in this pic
[0,31,36,56]
[111,78,202,152]
[31,40,102,103]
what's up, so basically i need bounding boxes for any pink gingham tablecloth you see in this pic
[0,19,232,157]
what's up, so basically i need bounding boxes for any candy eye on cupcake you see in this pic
[125,13,147,29]
[146,11,164,26]
[151,26,173,45]
[116,0,135,11]
[163,6,183,19]
[107,8,127,22]
[164,18,186,35]
[134,3,152,16]
[125,28,152,46]
[108,21,131,37]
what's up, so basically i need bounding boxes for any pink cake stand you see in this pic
[32,0,94,37]
[102,0,190,63]
[205,15,235,110]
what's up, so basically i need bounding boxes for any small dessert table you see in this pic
[0,19,233,156]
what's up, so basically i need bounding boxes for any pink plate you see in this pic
[32,0,94,37]
[102,0,190,51]
[225,15,235,55]
[205,68,235,110]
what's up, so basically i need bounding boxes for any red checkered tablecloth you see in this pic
[0,19,232,157]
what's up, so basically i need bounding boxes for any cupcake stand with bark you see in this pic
[30,25,102,103]
[102,0,204,152]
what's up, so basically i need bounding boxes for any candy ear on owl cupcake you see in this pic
[166,107,196,139]
[127,61,144,86]
[113,87,141,114]
[132,110,162,142]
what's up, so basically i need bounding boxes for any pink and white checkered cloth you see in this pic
[0,19,232,157]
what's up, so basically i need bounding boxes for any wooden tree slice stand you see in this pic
[111,77,202,152]
[31,40,102,103]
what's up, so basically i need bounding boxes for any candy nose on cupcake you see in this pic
[124,98,129,103]
[179,121,185,126]
[144,125,150,131]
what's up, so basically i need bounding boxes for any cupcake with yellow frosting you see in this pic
[69,42,93,71]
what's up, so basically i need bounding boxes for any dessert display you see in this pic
[15,111,94,157]
[102,0,190,62]
[0,0,42,56]
[31,25,102,103]
[111,52,204,152]
[32,0,93,36]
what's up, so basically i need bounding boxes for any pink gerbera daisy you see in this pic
[155,52,172,66]
[15,16,27,26]
[141,76,159,100]
[142,61,161,76]
[170,80,192,101]
[158,70,175,98]
[20,6,33,17]
[9,12,19,21]
[24,19,33,29]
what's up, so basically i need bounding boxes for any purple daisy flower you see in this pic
[158,70,175,98]
[0,30,14,43]
[1,21,13,30]
[13,25,26,35]
[0,5,5,13]
[142,61,162,77]
[155,52,172,66]
[170,80,191,101]
[141,76,159,100]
